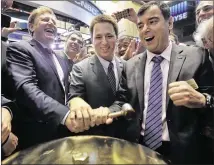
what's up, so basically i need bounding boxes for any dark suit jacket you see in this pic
[67,55,127,137]
[55,50,73,73]
[110,44,214,163]
[6,39,70,149]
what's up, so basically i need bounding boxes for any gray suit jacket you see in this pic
[67,55,127,137]
[110,43,214,163]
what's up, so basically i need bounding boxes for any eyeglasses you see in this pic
[196,5,214,15]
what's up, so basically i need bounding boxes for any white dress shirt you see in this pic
[97,55,119,90]
[141,41,172,141]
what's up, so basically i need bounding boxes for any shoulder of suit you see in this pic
[126,52,145,64]
[74,55,91,68]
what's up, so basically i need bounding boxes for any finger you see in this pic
[81,107,90,130]
[106,118,113,125]
[102,108,109,124]
[173,99,189,106]
[95,109,102,126]
[170,92,191,101]
[168,85,189,95]
[168,81,186,89]
[76,109,84,131]
[88,109,96,127]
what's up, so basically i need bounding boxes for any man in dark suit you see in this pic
[68,14,127,137]
[109,2,214,164]
[6,6,88,149]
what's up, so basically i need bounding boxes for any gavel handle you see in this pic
[108,111,126,118]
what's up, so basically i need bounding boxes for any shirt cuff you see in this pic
[2,106,13,119]
[61,111,70,125]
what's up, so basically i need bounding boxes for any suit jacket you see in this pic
[110,44,214,163]
[6,39,70,149]
[67,55,128,137]
[55,50,73,73]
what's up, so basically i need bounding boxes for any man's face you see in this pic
[66,33,83,55]
[87,46,96,56]
[118,37,132,56]
[196,2,214,24]
[92,22,117,61]
[30,12,57,46]
[137,5,173,54]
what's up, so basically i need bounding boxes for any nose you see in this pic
[48,19,55,25]
[101,36,107,44]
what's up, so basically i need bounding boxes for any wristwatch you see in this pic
[203,93,214,109]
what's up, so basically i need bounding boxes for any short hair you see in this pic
[65,31,83,44]
[193,16,214,47]
[28,6,55,36]
[90,14,118,37]
[137,1,170,20]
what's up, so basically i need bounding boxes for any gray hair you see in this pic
[193,16,213,47]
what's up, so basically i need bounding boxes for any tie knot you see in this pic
[152,56,164,63]
[108,62,114,69]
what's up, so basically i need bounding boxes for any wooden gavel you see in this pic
[108,103,135,120]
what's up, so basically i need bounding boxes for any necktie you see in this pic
[144,56,164,150]
[107,62,116,95]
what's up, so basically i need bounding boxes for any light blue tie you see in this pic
[144,56,164,150]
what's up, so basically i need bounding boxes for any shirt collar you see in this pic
[146,41,172,63]
[97,55,116,70]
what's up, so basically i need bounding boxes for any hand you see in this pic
[67,97,93,132]
[2,133,18,156]
[125,8,138,24]
[168,81,206,108]
[73,48,89,63]
[1,108,12,144]
[122,39,136,60]
[93,107,113,126]
[1,21,21,38]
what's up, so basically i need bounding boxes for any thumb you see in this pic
[106,118,113,125]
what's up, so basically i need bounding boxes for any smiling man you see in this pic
[108,1,214,164]
[6,6,87,149]
[67,14,127,138]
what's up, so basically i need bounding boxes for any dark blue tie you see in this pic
[144,56,164,150]
[107,62,116,95]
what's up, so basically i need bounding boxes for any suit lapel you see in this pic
[90,55,112,91]
[29,39,65,94]
[166,44,186,110]
[135,52,147,112]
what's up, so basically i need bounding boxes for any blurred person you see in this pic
[6,6,89,149]
[196,1,214,25]
[108,1,214,164]
[56,31,88,72]
[86,44,96,56]
[1,0,19,158]
[117,35,132,57]
[67,14,127,138]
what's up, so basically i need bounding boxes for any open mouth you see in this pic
[45,28,55,35]
[144,36,155,42]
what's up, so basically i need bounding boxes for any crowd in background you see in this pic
[1,0,214,164]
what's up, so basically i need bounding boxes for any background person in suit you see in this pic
[56,31,88,73]
[68,15,127,137]
[6,6,89,149]
[109,1,214,164]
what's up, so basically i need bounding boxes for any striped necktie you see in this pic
[144,56,164,150]
[107,62,116,95]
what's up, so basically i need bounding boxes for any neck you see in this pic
[66,51,77,60]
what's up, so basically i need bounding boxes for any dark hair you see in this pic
[90,14,118,37]
[65,31,83,43]
[137,1,170,20]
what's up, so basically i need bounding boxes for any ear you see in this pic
[168,16,174,31]
[28,23,34,34]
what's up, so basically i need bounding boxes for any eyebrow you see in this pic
[148,17,159,21]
